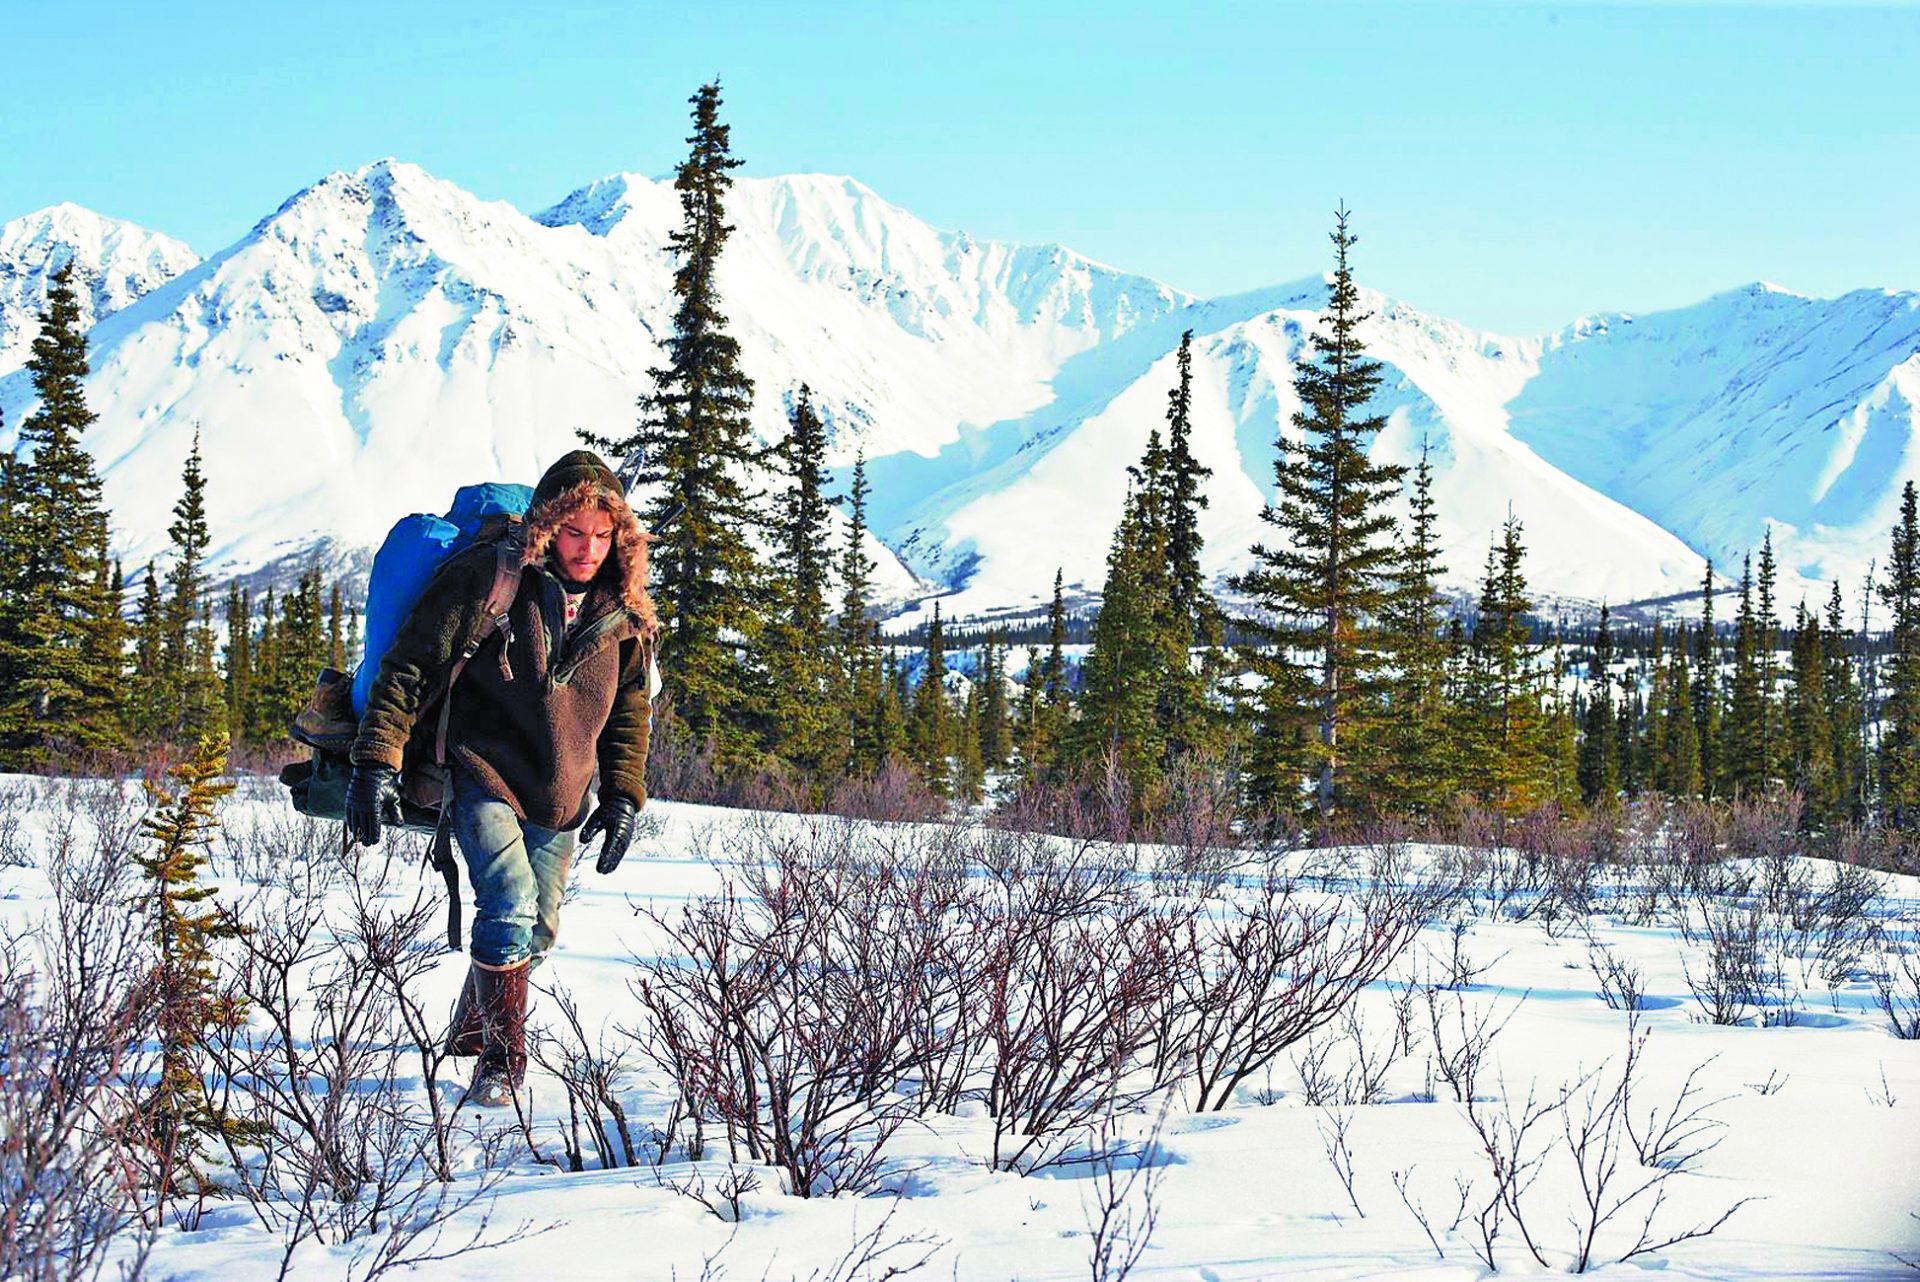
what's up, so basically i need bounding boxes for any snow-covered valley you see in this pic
[2,776,1915,1280]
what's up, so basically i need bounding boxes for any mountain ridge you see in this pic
[1,163,1914,620]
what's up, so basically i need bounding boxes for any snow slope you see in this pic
[1511,283,1920,603]
[0,202,197,376]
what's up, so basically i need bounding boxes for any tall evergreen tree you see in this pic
[1460,516,1554,818]
[1694,561,1723,797]
[1786,601,1835,824]
[586,81,766,762]
[909,603,952,796]
[1726,557,1768,797]
[1755,532,1782,787]
[1359,444,1453,817]
[1823,580,1867,823]
[1154,331,1220,765]
[0,263,123,763]
[1022,569,1073,780]
[132,564,168,741]
[1879,482,1920,829]
[162,430,225,744]
[980,631,1013,770]
[834,450,883,770]
[1578,604,1620,803]
[764,386,838,775]
[1656,631,1703,798]
[1076,477,1179,800]
[1227,208,1405,832]
[955,669,986,804]
[223,583,252,746]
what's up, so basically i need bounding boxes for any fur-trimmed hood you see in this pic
[519,476,658,635]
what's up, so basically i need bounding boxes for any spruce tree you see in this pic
[135,729,252,1197]
[326,583,345,672]
[956,669,986,804]
[908,604,952,796]
[246,588,278,744]
[874,646,908,768]
[764,386,838,775]
[1460,516,1553,819]
[1879,482,1920,829]
[1042,568,1069,706]
[1726,557,1767,797]
[1577,604,1620,803]
[1658,634,1702,798]
[1755,532,1782,786]
[1076,478,1178,801]
[1786,601,1835,824]
[132,564,168,741]
[1024,569,1072,779]
[1357,443,1452,818]
[1017,644,1044,777]
[1823,580,1867,823]
[980,632,1013,770]
[163,430,226,745]
[1227,207,1405,833]
[223,583,251,747]
[586,80,766,763]
[1158,330,1220,762]
[0,263,123,763]
[1694,562,1723,797]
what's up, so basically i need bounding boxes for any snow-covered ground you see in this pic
[2,775,1916,1280]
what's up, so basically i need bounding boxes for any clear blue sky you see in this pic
[4,0,1914,335]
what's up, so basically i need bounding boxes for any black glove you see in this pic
[580,793,638,874]
[344,763,403,848]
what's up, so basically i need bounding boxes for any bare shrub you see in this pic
[204,853,540,1270]
[823,755,946,823]
[0,883,155,1280]
[1082,1106,1168,1282]
[1876,916,1920,1039]
[630,817,948,1195]
[1680,898,1763,1026]
[1583,929,1646,1013]
[1422,994,1753,1272]
[1169,852,1425,1112]
[979,862,1187,1172]
[530,982,644,1171]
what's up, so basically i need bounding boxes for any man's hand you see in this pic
[345,763,403,848]
[580,794,638,874]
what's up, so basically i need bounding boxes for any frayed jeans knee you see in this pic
[449,766,577,969]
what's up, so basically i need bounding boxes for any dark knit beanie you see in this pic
[531,450,625,510]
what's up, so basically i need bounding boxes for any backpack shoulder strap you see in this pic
[433,525,527,768]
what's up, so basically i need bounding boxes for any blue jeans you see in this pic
[449,766,578,968]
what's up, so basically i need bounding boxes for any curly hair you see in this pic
[519,479,658,634]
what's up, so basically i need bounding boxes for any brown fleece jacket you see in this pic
[351,484,657,829]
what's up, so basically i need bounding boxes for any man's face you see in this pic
[554,507,615,583]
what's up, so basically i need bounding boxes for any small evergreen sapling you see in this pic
[133,729,254,1201]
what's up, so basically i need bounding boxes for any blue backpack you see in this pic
[351,482,535,717]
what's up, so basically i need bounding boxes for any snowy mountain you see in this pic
[1,162,1914,619]
[1509,283,1920,603]
[0,203,198,377]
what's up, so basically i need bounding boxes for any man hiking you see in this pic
[343,450,657,1105]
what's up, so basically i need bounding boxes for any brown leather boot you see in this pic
[467,961,529,1108]
[444,966,484,1058]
